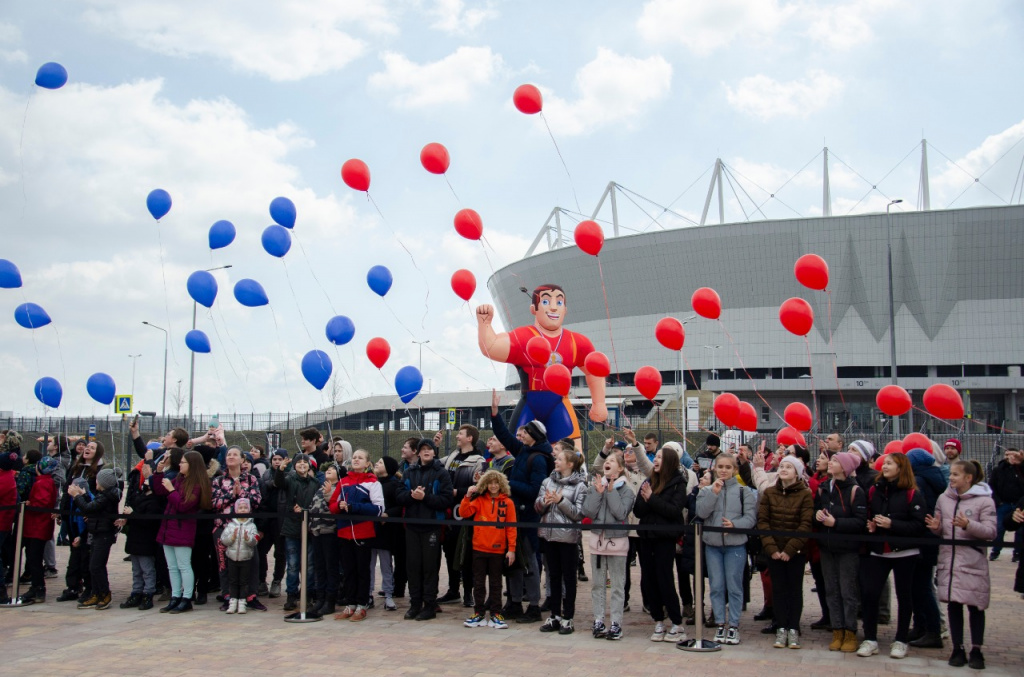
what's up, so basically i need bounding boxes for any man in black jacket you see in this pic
[990,447,1024,561]
[395,439,454,621]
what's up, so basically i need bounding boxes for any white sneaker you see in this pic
[650,622,666,642]
[787,629,800,649]
[713,626,727,643]
[857,640,879,657]
[237,598,247,614]
[664,625,684,643]
[773,628,787,648]
[890,641,908,659]
[724,627,740,645]
[226,598,238,614]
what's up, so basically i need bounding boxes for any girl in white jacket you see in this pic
[220,497,259,614]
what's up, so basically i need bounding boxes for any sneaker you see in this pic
[725,627,740,645]
[787,629,801,649]
[809,616,830,630]
[219,599,230,612]
[414,607,436,621]
[283,594,299,612]
[857,640,879,657]
[622,602,630,613]
[438,589,461,604]
[334,606,355,620]
[540,616,561,633]
[642,604,650,614]
[713,626,726,643]
[365,597,375,610]
[774,628,788,649]
[462,594,474,608]
[650,622,666,642]
[664,625,684,643]
[377,590,387,597]
[592,620,607,638]
[268,580,282,598]
[988,551,999,561]
[489,614,509,630]
[94,593,112,610]
[44,567,58,579]
[56,588,80,602]
[517,605,542,624]
[137,594,154,611]
[948,646,967,667]
[237,598,247,614]
[257,582,269,597]
[577,568,589,582]
[890,641,908,659]
[404,606,422,620]
[120,593,143,609]
[464,613,486,628]
[558,618,575,635]
[967,647,985,670]
[247,598,268,612]
[78,594,100,609]
[349,607,367,622]
[384,597,397,611]
[226,598,238,614]
[606,623,623,641]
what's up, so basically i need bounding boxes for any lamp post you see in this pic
[886,199,903,435]
[142,321,168,419]
[412,340,430,372]
[189,265,232,432]
[676,315,696,431]
[129,354,142,397]
[703,345,721,427]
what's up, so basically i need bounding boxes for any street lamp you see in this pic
[703,345,721,427]
[412,340,430,372]
[189,265,232,432]
[142,321,168,419]
[129,353,142,397]
[675,315,696,431]
[886,199,903,435]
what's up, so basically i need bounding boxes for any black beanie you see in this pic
[381,456,399,477]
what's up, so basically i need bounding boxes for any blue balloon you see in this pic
[395,365,423,404]
[185,329,211,353]
[262,225,292,258]
[146,441,162,451]
[0,259,22,289]
[208,220,236,250]
[14,302,51,329]
[269,197,296,229]
[35,62,68,89]
[301,350,333,390]
[234,279,269,307]
[34,377,62,408]
[86,372,116,405]
[147,189,172,220]
[367,265,393,297]
[186,270,218,308]
[325,315,355,346]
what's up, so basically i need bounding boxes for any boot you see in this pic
[908,631,944,649]
[160,597,181,613]
[829,629,844,651]
[283,594,299,612]
[319,597,336,615]
[268,579,282,598]
[20,587,45,605]
[137,594,154,611]
[967,647,985,670]
[502,600,523,621]
[226,598,238,614]
[840,630,859,653]
[516,604,542,624]
[94,592,112,610]
[237,597,247,614]
[56,588,80,602]
[78,593,100,609]
[168,598,193,614]
[120,593,143,609]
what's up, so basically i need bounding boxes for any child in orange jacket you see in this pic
[458,469,517,629]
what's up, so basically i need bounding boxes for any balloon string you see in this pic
[292,231,338,315]
[18,88,33,227]
[331,345,362,401]
[268,306,295,414]
[826,289,849,417]
[207,309,257,413]
[717,320,784,421]
[21,288,42,384]
[804,335,819,430]
[280,260,317,349]
[403,406,425,438]
[155,226,180,369]
[213,302,252,378]
[540,112,582,214]
[366,192,431,331]
[444,175,461,204]
[51,324,69,399]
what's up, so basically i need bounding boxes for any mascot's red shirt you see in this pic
[505,326,595,391]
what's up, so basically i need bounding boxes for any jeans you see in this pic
[44,537,56,570]
[821,550,860,632]
[285,537,302,596]
[993,503,1024,556]
[591,553,627,625]
[163,545,194,599]
[639,539,682,625]
[544,540,579,620]
[131,555,157,595]
[767,554,806,630]
[370,548,394,596]
[705,544,746,628]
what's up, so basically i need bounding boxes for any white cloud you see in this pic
[369,46,503,108]
[724,69,843,120]
[429,0,498,34]
[930,118,1024,207]
[804,0,895,50]
[0,21,27,63]
[636,0,794,54]
[81,1,396,81]
[542,48,672,136]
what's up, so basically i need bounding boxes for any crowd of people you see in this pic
[1,402,1023,670]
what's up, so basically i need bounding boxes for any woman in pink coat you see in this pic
[925,459,996,670]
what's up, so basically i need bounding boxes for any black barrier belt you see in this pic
[5,503,1017,549]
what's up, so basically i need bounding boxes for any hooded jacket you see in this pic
[73,485,121,536]
[273,467,321,539]
[23,473,57,540]
[696,477,758,547]
[152,472,202,548]
[634,472,688,541]
[221,517,259,561]
[369,473,404,551]
[814,475,867,554]
[490,412,553,522]
[757,477,814,558]
[330,471,384,541]
[535,470,587,544]
[458,491,517,554]
[866,477,927,554]
[582,476,635,552]
[395,458,454,532]
[930,483,997,608]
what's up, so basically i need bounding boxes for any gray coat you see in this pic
[696,477,758,548]
[535,471,588,544]
[221,518,259,561]
[582,477,635,541]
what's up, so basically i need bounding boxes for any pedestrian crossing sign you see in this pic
[114,395,133,414]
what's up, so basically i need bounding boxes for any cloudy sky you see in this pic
[1,0,1022,418]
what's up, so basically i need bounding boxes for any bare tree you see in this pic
[328,373,343,411]
[170,379,186,415]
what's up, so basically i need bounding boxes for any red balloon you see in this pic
[574,220,604,256]
[783,402,813,432]
[737,402,758,432]
[902,432,932,454]
[713,393,740,427]
[584,351,610,378]
[777,427,806,447]
[873,456,885,471]
[923,383,965,420]
[341,158,370,192]
[634,366,662,401]
[691,287,721,320]
[883,440,903,456]
[525,336,552,366]
[453,208,483,240]
[543,363,572,397]
[876,385,912,417]
[779,297,814,336]
[420,143,450,174]
[366,337,390,369]
[655,317,685,351]
[450,269,475,301]
[513,84,543,114]
[794,254,829,291]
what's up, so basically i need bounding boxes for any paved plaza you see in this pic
[2,543,1022,676]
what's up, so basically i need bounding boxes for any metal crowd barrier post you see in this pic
[678,523,719,652]
[1,503,27,609]
[284,508,320,623]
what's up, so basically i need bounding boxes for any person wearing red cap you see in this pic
[939,439,962,484]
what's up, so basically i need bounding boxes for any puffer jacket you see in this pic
[395,459,454,532]
[458,491,517,554]
[757,478,814,558]
[330,471,384,542]
[634,473,688,541]
[23,473,57,540]
[814,476,867,554]
[308,486,336,537]
[582,476,635,554]
[74,485,121,536]
[220,518,259,562]
[535,471,587,544]
[931,483,997,608]
[696,477,758,547]
[273,468,321,539]
[866,478,927,554]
